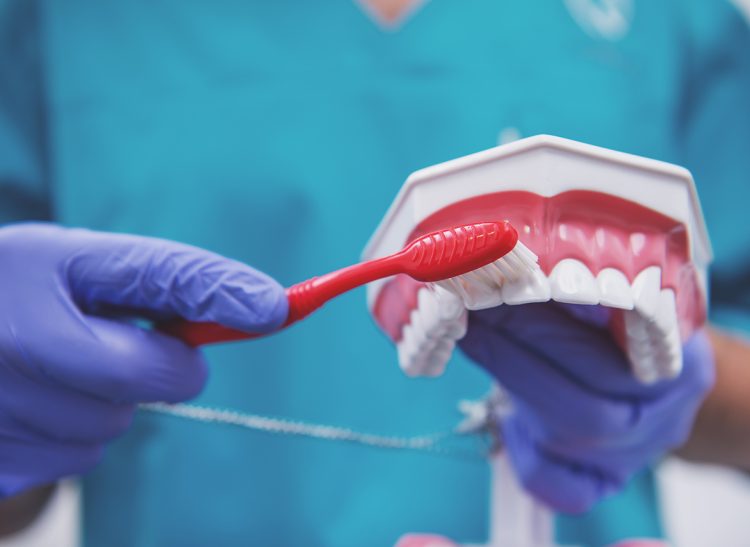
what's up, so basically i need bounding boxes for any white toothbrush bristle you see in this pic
[492,260,514,279]
[449,277,471,303]
[433,280,452,293]
[429,241,541,308]
[517,243,538,263]
[472,267,497,286]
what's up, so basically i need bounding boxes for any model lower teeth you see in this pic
[397,262,683,384]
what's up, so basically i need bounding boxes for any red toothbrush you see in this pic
[161,221,537,346]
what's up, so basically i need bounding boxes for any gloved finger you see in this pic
[0,438,103,498]
[532,330,713,454]
[511,400,661,473]
[464,303,658,397]
[502,414,622,514]
[0,363,135,443]
[62,227,288,333]
[24,313,209,404]
[460,315,638,438]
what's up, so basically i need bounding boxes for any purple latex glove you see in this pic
[0,223,287,497]
[459,303,714,513]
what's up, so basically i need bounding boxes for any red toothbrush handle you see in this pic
[158,277,338,347]
[158,320,267,346]
[157,220,515,347]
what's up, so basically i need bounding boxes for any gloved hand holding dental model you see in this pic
[362,135,720,528]
[0,223,287,497]
[459,303,715,513]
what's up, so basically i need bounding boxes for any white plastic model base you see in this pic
[363,135,712,383]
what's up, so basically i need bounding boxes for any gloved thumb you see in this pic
[63,227,288,332]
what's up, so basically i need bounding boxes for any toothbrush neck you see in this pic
[285,254,403,324]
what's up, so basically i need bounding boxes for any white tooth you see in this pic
[623,284,684,383]
[397,341,417,376]
[463,292,503,311]
[402,356,432,377]
[626,340,661,384]
[433,286,468,338]
[628,348,664,376]
[645,291,681,379]
[433,285,466,321]
[440,314,469,339]
[423,311,445,336]
[399,328,458,378]
[397,288,466,378]
[597,268,634,310]
[656,327,683,378]
[399,323,418,354]
[624,310,684,383]
[627,339,655,361]
[632,266,662,318]
[414,290,440,334]
[459,273,504,311]
[549,259,600,305]
[397,325,420,376]
[418,287,438,315]
[418,339,455,377]
[654,351,682,379]
[652,289,678,335]
[624,311,652,343]
[663,325,682,353]
[624,313,656,379]
[408,307,425,333]
[428,317,466,340]
[631,356,660,384]
[661,354,683,379]
[500,265,551,305]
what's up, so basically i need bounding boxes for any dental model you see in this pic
[363,135,712,383]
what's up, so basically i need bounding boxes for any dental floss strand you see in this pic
[140,396,500,460]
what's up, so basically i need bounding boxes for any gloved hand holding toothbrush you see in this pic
[459,302,715,513]
[0,223,287,497]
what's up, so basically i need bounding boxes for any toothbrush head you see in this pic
[401,221,540,307]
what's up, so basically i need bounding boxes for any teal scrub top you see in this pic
[1,1,749,546]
